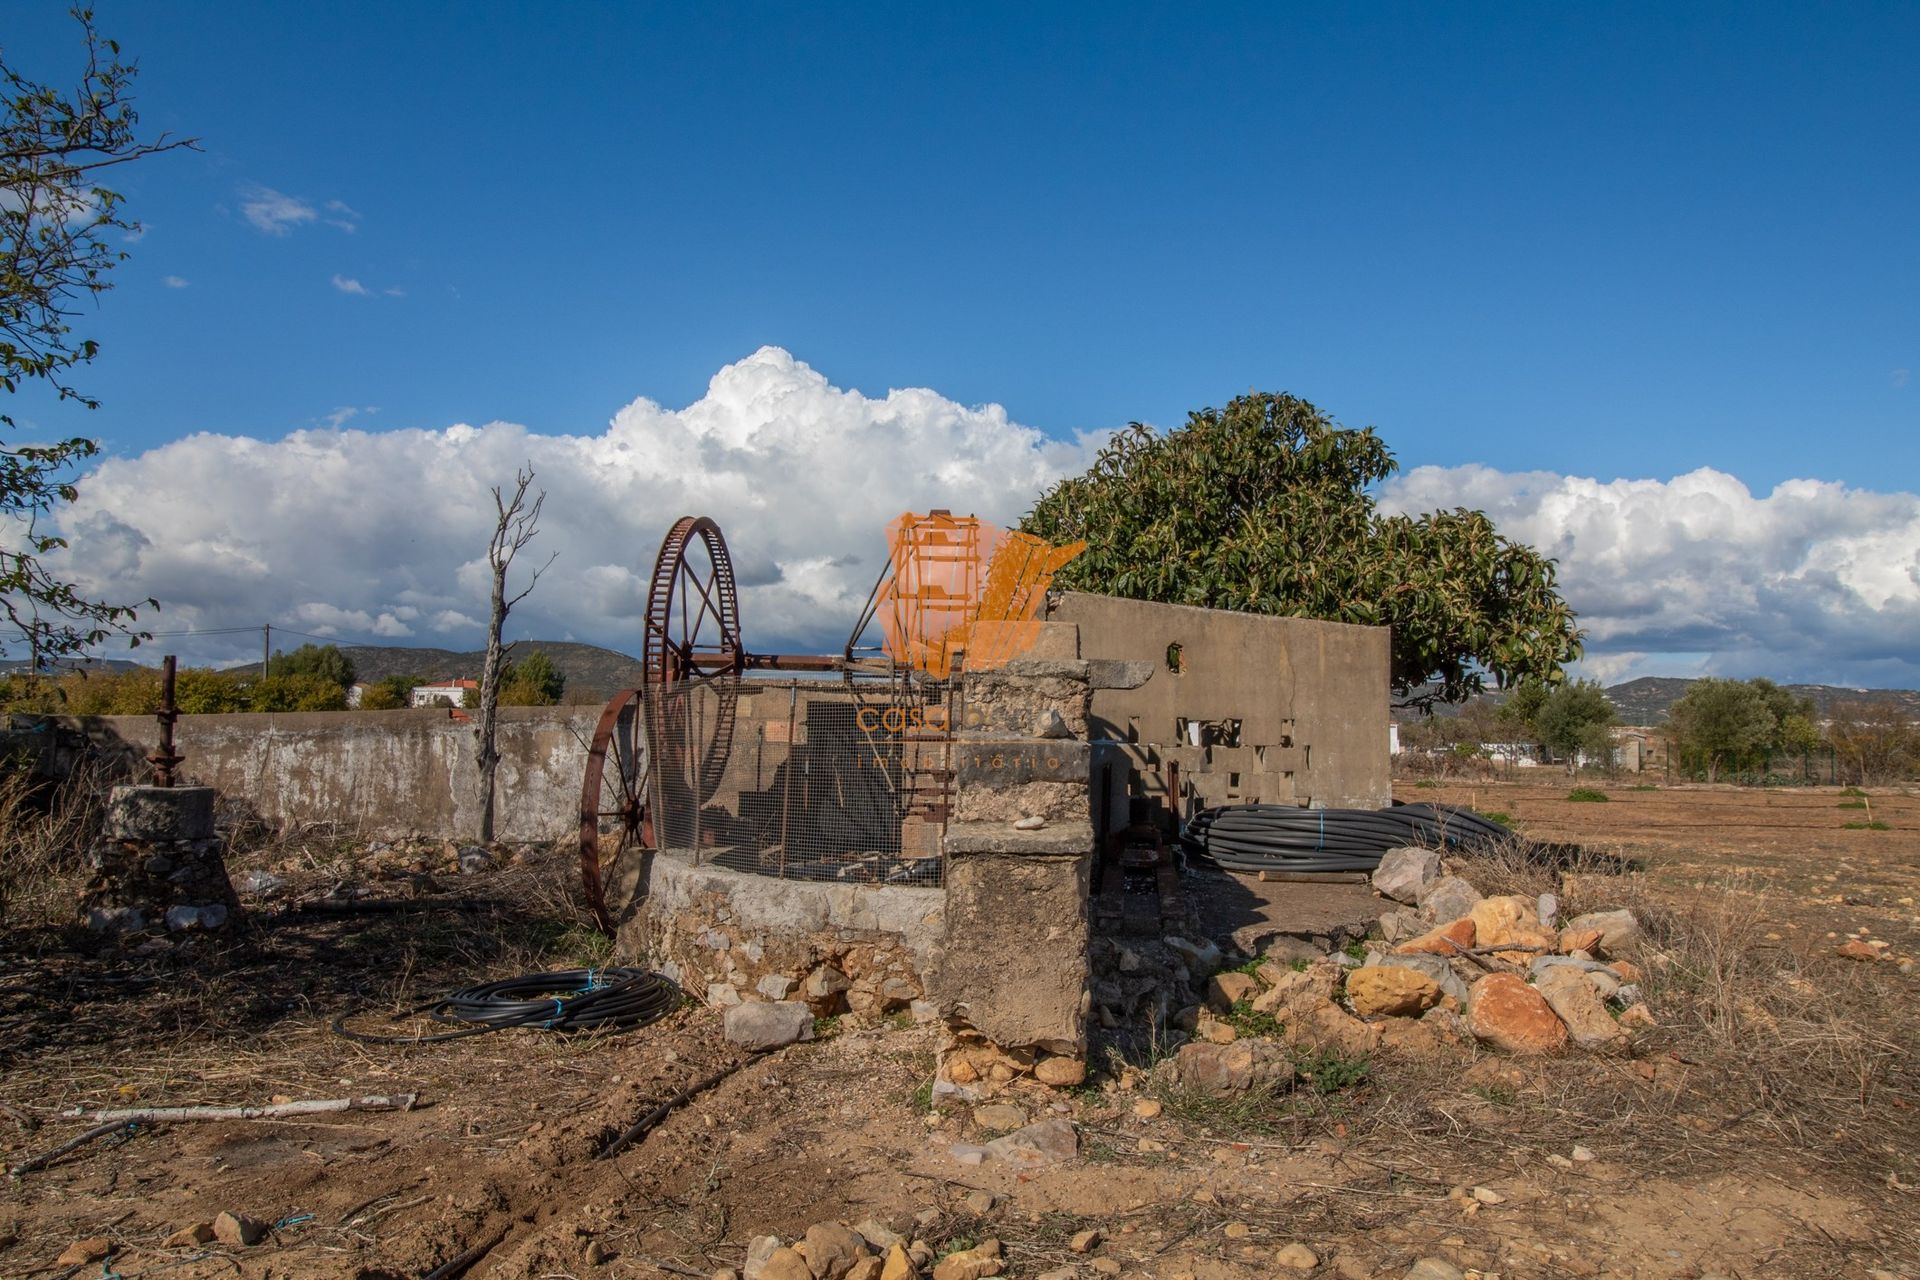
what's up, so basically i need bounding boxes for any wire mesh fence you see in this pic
[647,675,953,887]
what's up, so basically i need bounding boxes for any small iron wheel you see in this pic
[579,687,651,933]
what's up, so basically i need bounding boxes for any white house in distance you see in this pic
[409,679,477,708]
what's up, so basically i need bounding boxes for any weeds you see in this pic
[1567,786,1609,802]
[1842,820,1890,831]
[1481,810,1512,827]
[0,752,109,927]
[1292,1047,1370,1093]
[1224,999,1282,1039]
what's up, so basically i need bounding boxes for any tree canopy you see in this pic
[1020,392,1582,704]
[271,643,356,688]
[1665,677,1816,781]
[499,649,565,706]
[3,9,191,665]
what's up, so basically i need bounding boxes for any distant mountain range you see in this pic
[1416,676,1920,724]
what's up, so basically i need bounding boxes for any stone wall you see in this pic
[614,851,943,1017]
[56,706,597,843]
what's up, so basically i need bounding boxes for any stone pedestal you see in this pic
[926,652,1096,1085]
[79,786,240,936]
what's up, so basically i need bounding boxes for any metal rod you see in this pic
[148,654,183,787]
[778,684,796,881]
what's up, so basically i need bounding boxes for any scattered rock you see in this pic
[1837,939,1880,961]
[757,974,797,1000]
[1375,951,1471,1005]
[804,965,852,1011]
[746,1235,784,1280]
[238,870,286,895]
[854,1221,903,1252]
[1223,1221,1251,1238]
[164,903,229,931]
[1567,909,1642,957]
[1405,1259,1465,1280]
[1617,1002,1656,1028]
[1535,967,1630,1051]
[948,1143,987,1165]
[1470,1186,1507,1204]
[983,1118,1077,1168]
[1466,973,1568,1055]
[1348,964,1442,1017]
[1536,892,1559,929]
[973,1103,1027,1132]
[803,1223,865,1280]
[1559,925,1603,955]
[932,1238,1004,1280]
[1068,1229,1101,1253]
[1373,846,1442,904]
[847,1259,884,1280]
[164,1222,216,1247]
[1263,935,1326,966]
[1173,1040,1296,1095]
[723,1001,815,1051]
[56,1238,112,1266]
[1469,895,1559,960]
[1012,816,1048,831]
[1033,1055,1087,1087]
[1207,970,1262,1011]
[457,845,494,873]
[879,1245,916,1280]
[1165,934,1223,975]
[1132,1098,1163,1120]
[1197,1014,1238,1044]
[962,1189,997,1214]
[1571,1144,1596,1162]
[1394,917,1476,957]
[585,1239,613,1265]
[707,982,744,1007]
[1089,1260,1121,1277]
[1275,1242,1320,1271]
[1416,875,1482,923]
[759,1246,814,1280]
[213,1211,267,1247]
[1251,963,1340,1015]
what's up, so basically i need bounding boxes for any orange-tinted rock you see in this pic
[1347,965,1441,1017]
[1471,895,1559,962]
[1837,940,1879,961]
[1466,973,1568,1055]
[1394,917,1476,957]
[1559,926,1604,955]
[1608,960,1644,983]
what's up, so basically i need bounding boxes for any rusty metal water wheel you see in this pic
[643,516,743,805]
[578,686,652,933]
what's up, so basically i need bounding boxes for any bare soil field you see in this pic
[3,783,1917,1280]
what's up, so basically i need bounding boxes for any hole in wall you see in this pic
[1165,642,1184,674]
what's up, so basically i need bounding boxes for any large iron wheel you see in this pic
[644,516,742,803]
[579,687,651,932]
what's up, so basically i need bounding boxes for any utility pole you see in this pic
[262,624,271,679]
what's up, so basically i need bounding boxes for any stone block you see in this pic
[106,786,216,842]
[927,852,1090,1055]
[943,820,1092,857]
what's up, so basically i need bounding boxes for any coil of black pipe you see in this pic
[333,967,681,1045]
[1182,802,1522,873]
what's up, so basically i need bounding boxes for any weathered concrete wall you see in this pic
[1045,592,1391,814]
[64,706,597,842]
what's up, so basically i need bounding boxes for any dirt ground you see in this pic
[3,781,1917,1280]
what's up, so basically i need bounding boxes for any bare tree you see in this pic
[475,465,553,843]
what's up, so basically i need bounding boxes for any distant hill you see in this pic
[235,641,647,702]
[0,656,144,676]
[1413,676,1920,724]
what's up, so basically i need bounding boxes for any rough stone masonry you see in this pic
[926,643,1097,1087]
[78,785,241,937]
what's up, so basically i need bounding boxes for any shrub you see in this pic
[1567,787,1609,802]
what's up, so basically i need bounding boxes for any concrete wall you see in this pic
[64,706,597,842]
[1045,592,1391,814]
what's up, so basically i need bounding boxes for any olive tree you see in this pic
[1021,392,1582,705]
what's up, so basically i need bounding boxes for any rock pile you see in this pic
[77,786,241,940]
[738,1219,993,1280]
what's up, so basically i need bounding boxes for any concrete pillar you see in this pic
[927,652,1096,1073]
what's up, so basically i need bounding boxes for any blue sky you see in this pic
[7,3,1920,683]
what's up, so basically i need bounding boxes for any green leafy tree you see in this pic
[1531,679,1617,774]
[270,642,355,689]
[1020,393,1582,705]
[1666,679,1777,782]
[3,10,191,666]
[358,674,415,710]
[1746,678,1816,752]
[1497,678,1552,742]
[245,673,348,713]
[172,667,246,713]
[499,649,564,706]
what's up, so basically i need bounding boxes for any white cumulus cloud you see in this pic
[239,184,318,235]
[330,274,369,296]
[51,348,1097,666]
[1380,465,1920,687]
[45,351,1920,688]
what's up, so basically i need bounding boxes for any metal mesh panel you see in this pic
[649,677,951,886]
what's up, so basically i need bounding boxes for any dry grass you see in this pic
[0,755,108,927]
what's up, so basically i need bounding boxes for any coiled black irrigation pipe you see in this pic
[1182,802,1529,873]
[332,967,681,1045]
